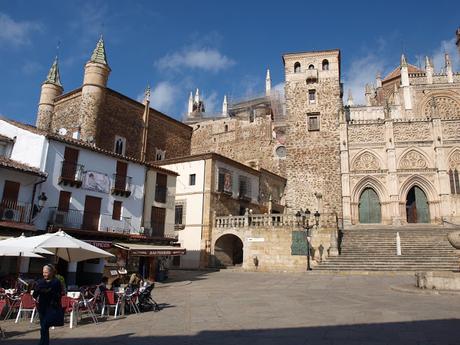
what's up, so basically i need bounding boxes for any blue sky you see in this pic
[0,0,459,124]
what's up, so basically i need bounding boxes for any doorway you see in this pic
[82,196,101,230]
[358,188,381,223]
[406,186,430,223]
[214,234,243,267]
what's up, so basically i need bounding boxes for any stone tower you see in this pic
[80,36,111,142]
[36,56,63,131]
[283,49,343,226]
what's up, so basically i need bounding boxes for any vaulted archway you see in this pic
[359,188,381,223]
[406,186,430,223]
[214,234,243,267]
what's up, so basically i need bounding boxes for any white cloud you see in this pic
[343,53,387,105]
[0,12,42,46]
[202,91,220,115]
[149,82,179,113]
[21,61,42,75]
[155,48,235,73]
[431,38,460,73]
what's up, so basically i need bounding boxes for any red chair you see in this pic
[15,293,37,323]
[4,294,21,320]
[125,290,139,314]
[101,290,121,318]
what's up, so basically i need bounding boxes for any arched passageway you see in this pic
[214,234,243,267]
[406,186,430,223]
[358,187,381,223]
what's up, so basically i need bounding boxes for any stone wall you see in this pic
[190,115,285,176]
[284,68,343,227]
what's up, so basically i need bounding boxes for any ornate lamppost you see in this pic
[295,208,320,271]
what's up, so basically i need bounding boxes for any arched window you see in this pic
[449,169,460,194]
[322,59,329,70]
[308,64,315,70]
[114,137,125,155]
[224,124,228,132]
[294,62,301,73]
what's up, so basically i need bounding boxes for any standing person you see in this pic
[33,264,63,345]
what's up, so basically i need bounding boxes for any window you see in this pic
[114,161,128,191]
[294,62,301,73]
[151,206,166,237]
[114,136,126,155]
[155,173,167,203]
[2,180,20,203]
[57,191,71,212]
[155,148,166,161]
[218,168,233,194]
[174,202,186,227]
[189,174,196,186]
[61,147,79,180]
[172,255,181,267]
[238,176,251,199]
[308,113,320,131]
[449,169,460,194]
[322,59,329,70]
[224,124,228,132]
[112,201,122,220]
[308,90,316,104]
[308,64,315,70]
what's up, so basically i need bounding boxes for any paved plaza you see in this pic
[2,270,460,345]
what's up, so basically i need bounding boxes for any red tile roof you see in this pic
[382,64,423,82]
[0,156,47,177]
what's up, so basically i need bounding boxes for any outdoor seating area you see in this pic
[0,279,160,333]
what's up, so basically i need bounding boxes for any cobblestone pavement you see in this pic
[2,270,460,345]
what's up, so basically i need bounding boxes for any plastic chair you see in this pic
[101,290,121,318]
[124,289,140,314]
[61,296,78,328]
[4,294,21,320]
[15,293,37,323]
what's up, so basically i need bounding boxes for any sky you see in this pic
[0,0,459,124]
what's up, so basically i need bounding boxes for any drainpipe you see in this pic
[29,176,47,225]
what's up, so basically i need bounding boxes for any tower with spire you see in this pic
[36,56,63,131]
[79,35,111,141]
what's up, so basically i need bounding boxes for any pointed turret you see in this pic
[400,54,412,110]
[90,35,108,65]
[265,68,271,96]
[400,54,408,67]
[187,91,193,115]
[425,56,433,84]
[36,56,64,131]
[194,88,200,104]
[445,53,453,83]
[375,72,382,88]
[222,95,228,116]
[80,36,112,141]
[346,89,354,106]
[141,84,151,161]
[143,84,151,105]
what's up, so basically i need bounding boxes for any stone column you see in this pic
[385,119,401,225]
[340,118,351,227]
[433,117,450,221]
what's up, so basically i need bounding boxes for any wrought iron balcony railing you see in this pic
[111,174,133,197]
[0,199,32,223]
[59,161,84,187]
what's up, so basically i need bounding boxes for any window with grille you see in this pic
[155,173,167,203]
[449,169,460,194]
[308,113,320,131]
[189,174,196,186]
[308,90,316,104]
[238,176,251,199]
[151,206,166,237]
[174,201,186,228]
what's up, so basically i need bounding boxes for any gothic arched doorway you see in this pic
[214,234,243,267]
[359,188,381,223]
[406,186,430,223]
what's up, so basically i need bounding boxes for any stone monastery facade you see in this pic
[186,28,460,229]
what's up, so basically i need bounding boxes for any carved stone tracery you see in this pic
[399,150,428,170]
[352,152,380,171]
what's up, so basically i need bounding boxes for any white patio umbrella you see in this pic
[0,231,113,262]
[0,235,53,257]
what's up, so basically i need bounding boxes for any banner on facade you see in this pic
[83,171,110,193]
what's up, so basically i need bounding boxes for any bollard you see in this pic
[396,232,402,256]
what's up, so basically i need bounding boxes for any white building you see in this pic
[158,153,286,269]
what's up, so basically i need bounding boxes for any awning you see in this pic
[113,242,186,256]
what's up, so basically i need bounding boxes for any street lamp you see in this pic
[37,192,48,211]
[296,208,320,271]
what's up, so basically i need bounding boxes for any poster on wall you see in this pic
[83,171,110,193]
[223,171,232,193]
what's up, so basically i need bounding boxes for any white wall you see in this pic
[0,119,48,170]
[162,160,205,269]
[35,139,146,233]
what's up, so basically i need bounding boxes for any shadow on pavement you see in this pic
[3,318,459,345]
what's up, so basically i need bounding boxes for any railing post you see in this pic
[244,208,249,227]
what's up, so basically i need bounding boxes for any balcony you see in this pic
[48,207,133,235]
[111,174,133,197]
[59,161,84,187]
[154,186,167,204]
[0,199,32,224]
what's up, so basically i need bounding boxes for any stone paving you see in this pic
[2,270,460,344]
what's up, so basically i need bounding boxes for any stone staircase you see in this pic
[316,226,460,272]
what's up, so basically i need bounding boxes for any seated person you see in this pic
[128,273,143,289]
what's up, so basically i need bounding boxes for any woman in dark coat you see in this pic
[33,264,63,345]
